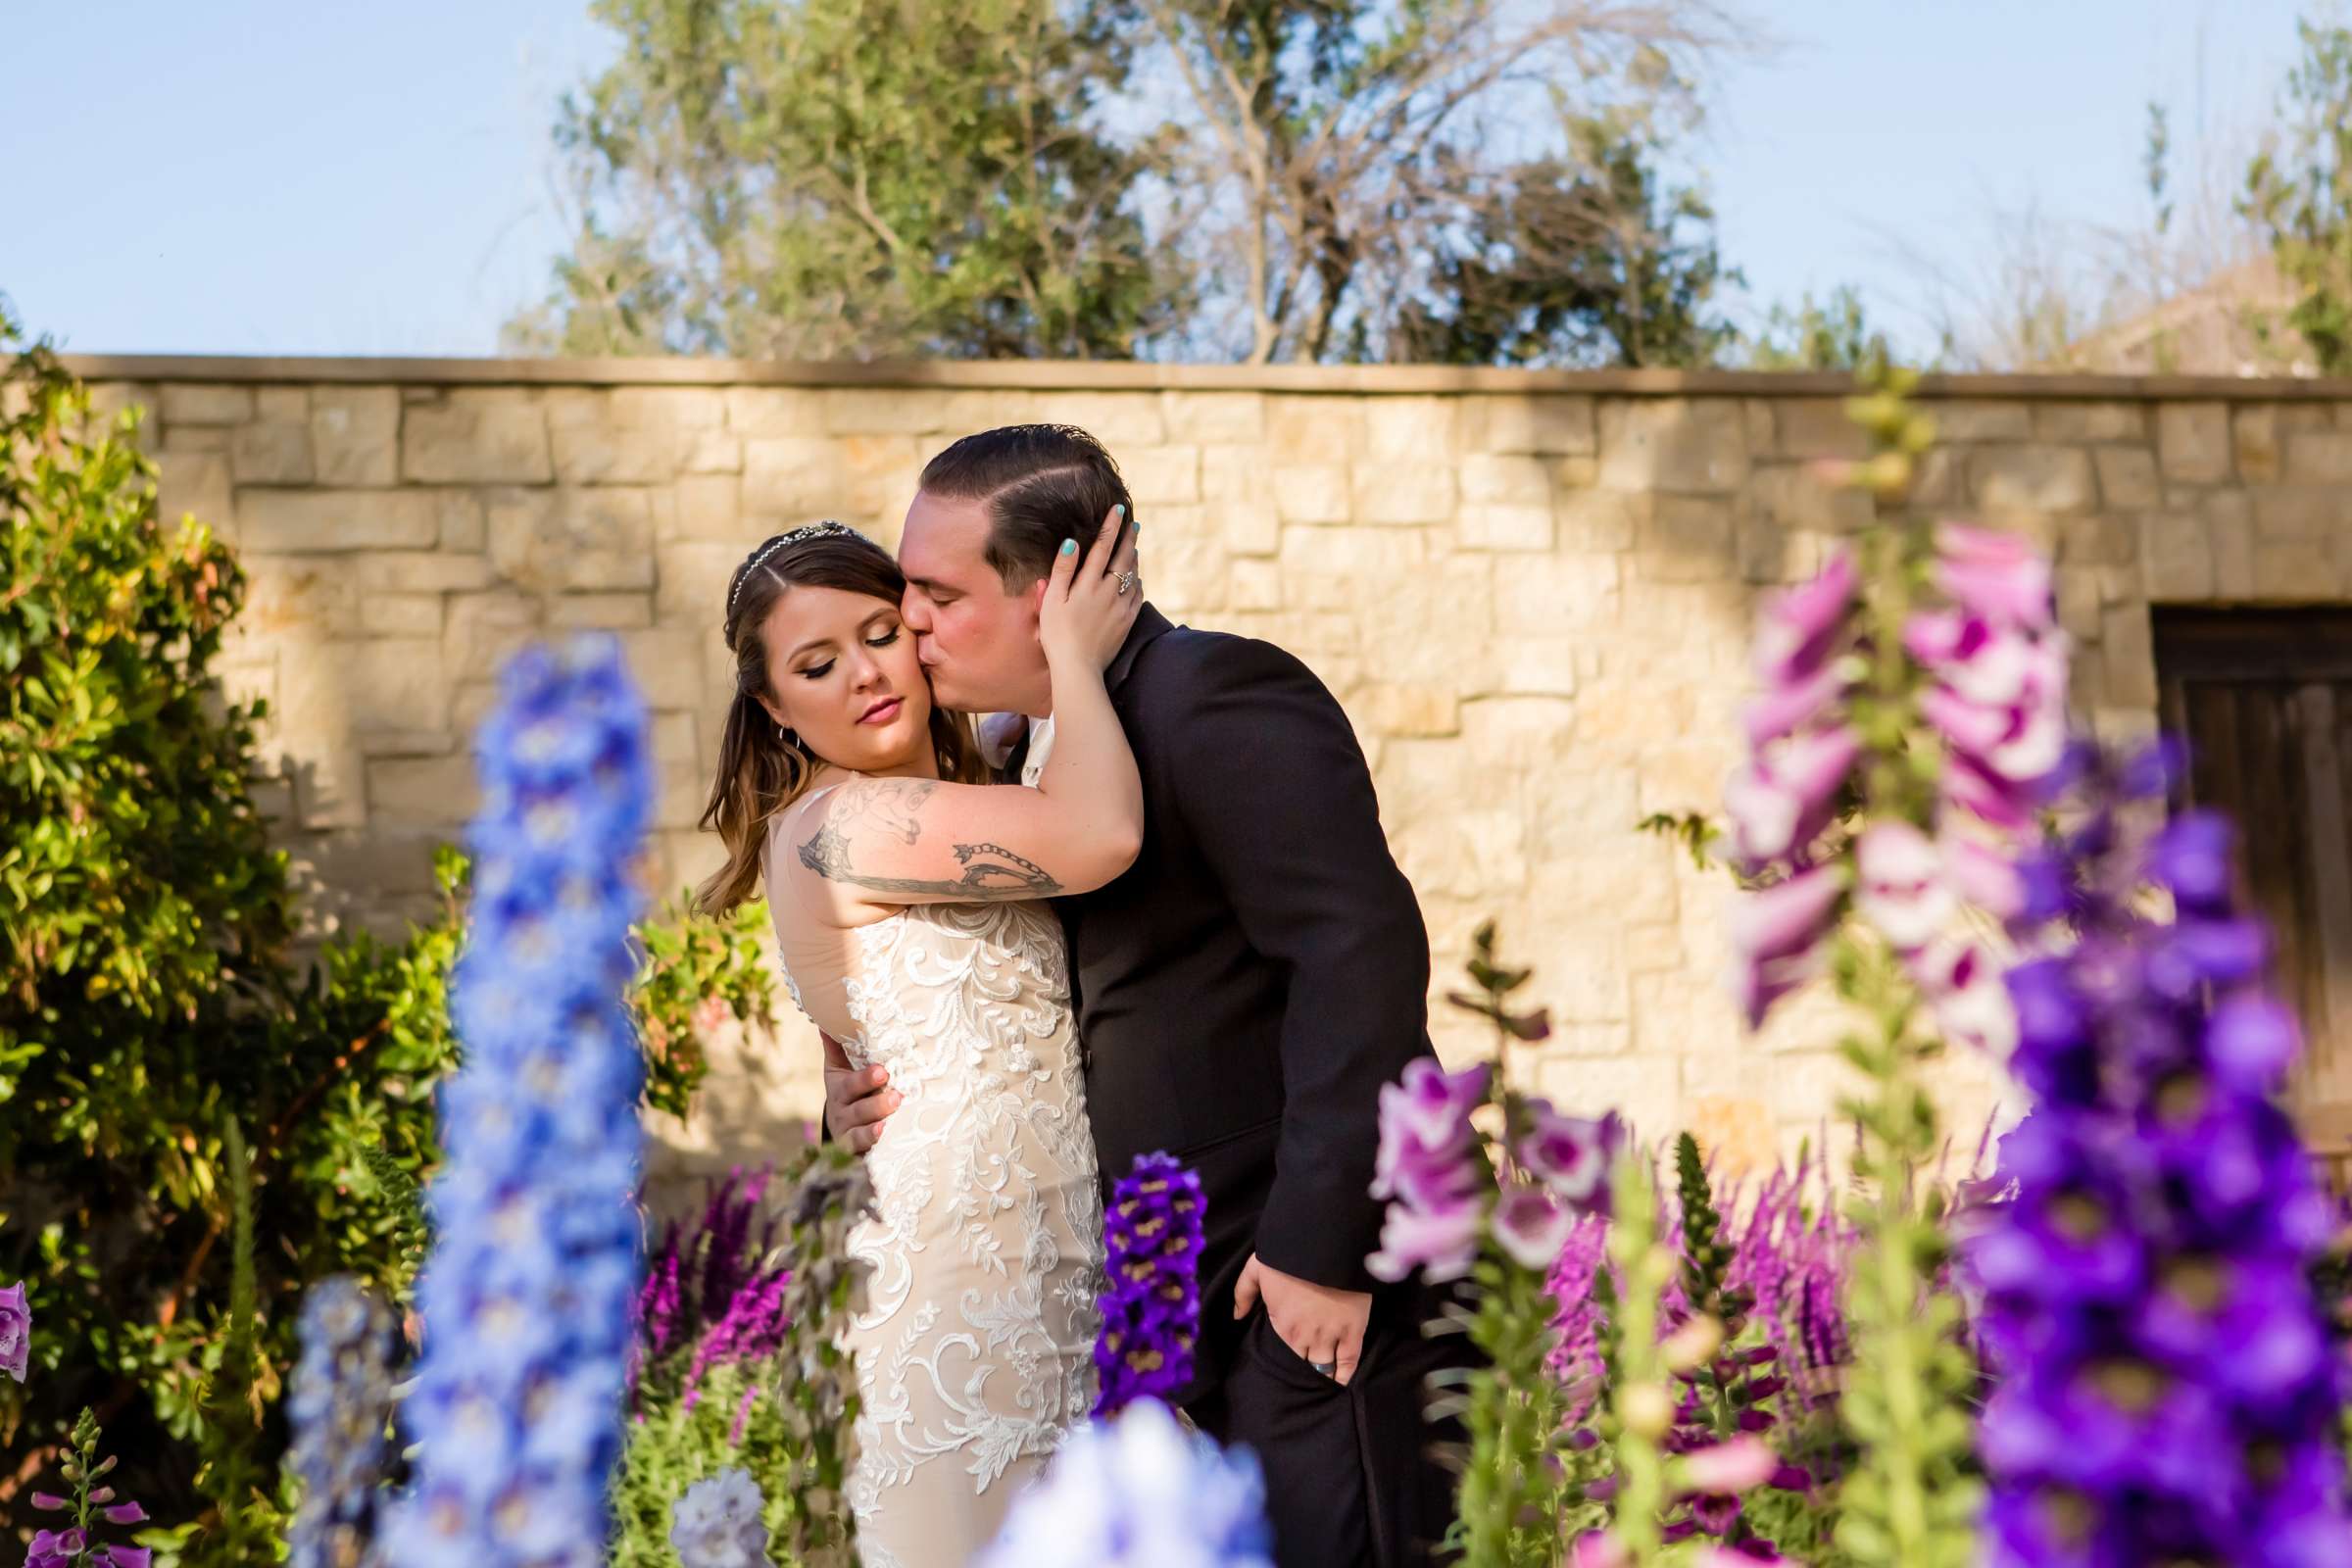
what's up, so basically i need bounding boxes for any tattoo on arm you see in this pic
[829,778,934,844]
[798,822,1062,900]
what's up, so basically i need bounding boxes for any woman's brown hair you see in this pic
[695,524,986,916]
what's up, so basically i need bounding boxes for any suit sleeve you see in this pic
[1157,637,1432,1292]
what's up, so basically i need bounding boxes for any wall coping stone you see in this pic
[57,353,2352,402]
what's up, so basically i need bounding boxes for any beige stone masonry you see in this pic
[64,351,2352,1196]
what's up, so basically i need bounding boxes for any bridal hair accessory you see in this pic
[728,521,863,612]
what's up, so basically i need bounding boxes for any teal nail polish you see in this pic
[1114,504,1126,520]
[1059,538,1077,556]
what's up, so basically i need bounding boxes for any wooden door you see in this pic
[2153,609,2352,1182]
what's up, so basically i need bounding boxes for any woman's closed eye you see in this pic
[795,627,900,680]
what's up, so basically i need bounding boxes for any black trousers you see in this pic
[1186,1281,1472,1568]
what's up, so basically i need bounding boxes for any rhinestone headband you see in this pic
[728,521,864,612]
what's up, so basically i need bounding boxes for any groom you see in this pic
[823,422,1468,1567]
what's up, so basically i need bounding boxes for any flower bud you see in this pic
[1620,1381,1674,1441]
[1659,1313,1725,1373]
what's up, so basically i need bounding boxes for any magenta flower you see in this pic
[1370,1058,1488,1211]
[1725,725,1862,869]
[1741,659,1853,750]
[1367,1195,1483,1284]
[1854,821,1952,952]
[1367,1058,1489,1283]
[1517,1103,1621,1214]
[1943,834,2027,920]
[1912,940,2015,1054]
[1728,866,1847,1026]
[1933,522,2054,628]
[1751,549,1859,684]
[0,1280,27,1383]
[1493,1187,1577,1270]
[1679,1438,1781,1494]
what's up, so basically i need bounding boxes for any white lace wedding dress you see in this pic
[763,798,1103,1568]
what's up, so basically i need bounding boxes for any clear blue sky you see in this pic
[0,0,2320,360]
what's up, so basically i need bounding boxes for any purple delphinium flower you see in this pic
[1093,1152,1206,1417]
[381,638,653,1568]
[0,1280,27,1383]
[1965,745,2352,1566]
[285,1278,399,1568]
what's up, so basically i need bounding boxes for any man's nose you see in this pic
[902,590,931,631]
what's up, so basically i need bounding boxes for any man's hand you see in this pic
[820,1033,898,1153]
[1233,1253,1372,1386]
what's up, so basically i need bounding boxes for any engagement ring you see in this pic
[1115,569,1139,596]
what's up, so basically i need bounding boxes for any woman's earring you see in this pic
[777,722,791,745]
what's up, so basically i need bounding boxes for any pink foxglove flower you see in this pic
[1854,822,1953,952]
[1752,549,1859,684]
[0,1280,27,1383]
[1492,1187,1577,1270]
[1741,660,1853,750]
[1728,866,1847,1027]
[1367,1195,1484,1284]
[1517,1102,1621,1214]
[1942,834,2027,919]
[1913,940,2015,1054]
[1370,1059,1487,1212]
[1678,1437,1782,1494]
[1725,726,1861,869]
[1367,1059,1489,1283]
[1933,522,2054,628]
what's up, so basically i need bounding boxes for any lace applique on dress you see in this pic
[769,888,1102,1568]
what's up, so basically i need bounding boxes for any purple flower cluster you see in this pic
[1550,1149,1855,1414]
[382,638,653,1568]
[27,1410,150,1568]
[1968,747,2352,1565]
[1093,1152,1206,1417]
[634,1166,793,1425]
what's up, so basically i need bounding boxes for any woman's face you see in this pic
[755,584,936,777]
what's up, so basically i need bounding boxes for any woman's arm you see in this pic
[791,507,1143,910]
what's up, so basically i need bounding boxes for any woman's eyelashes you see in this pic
[794,626,900,681]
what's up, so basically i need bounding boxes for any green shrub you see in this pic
[0,307,772,1559]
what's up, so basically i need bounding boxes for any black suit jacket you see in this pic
[1028,605,1437,1399]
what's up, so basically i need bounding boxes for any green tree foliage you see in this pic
[2242,15,2352,373]
[0,312,770,1553]
[509,0,1178,359]
[1391,115,1739,368]
[516,0,1753,367]
[1740,284,1882,371]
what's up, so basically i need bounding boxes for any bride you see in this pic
[694,509,1143,1568]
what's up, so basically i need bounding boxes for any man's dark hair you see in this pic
[917,423,1134,588]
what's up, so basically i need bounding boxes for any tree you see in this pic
[1740,283,1881,371]
[508,0,1179,359]
[1389,112,1740,368]
[2242,15,2352,374]
[1117,0,1754,363]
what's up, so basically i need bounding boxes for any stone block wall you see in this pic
[63,356,2352,1186]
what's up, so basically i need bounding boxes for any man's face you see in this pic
[898,490,1054,717]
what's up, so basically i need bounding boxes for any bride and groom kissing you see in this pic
[694,423,1475,1568]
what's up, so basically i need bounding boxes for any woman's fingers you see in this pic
[1079,503,1126,583]
[1047,526,1082,602]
